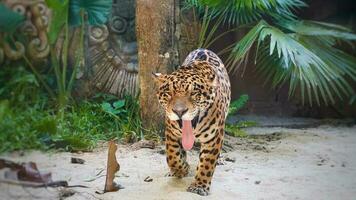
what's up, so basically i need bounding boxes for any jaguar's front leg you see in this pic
[165,130,190,178]
[188,129,223,196]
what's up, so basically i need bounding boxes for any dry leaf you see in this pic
[0,159,86,188]
[1,159,52,184]
[104,140,121,192]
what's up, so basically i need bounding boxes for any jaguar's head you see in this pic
[153,63,217,123]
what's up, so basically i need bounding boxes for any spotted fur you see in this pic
[153,48,231,196]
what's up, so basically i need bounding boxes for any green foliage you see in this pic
[0,97,142,153]
[225,94,255,137]
[100,95,143,142]
[228,94,249,116]
[225,121,258,137]
[69,0,112,26]
[0,3,25,33]
[350,94,356,105]
[230,20,356,106]
[0,68,142,152]
[184,0,306,25]
[45,0,69,45]
[0,66,45,106]
[185,0,356,106]
[0,103,53,152]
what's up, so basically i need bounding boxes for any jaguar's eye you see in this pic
[161,91,171,99]
[191,91,202,100]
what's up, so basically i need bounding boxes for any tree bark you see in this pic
[136,0,179,133]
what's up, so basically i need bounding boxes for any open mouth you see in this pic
[176,113,200,151]
[177,113,199,129]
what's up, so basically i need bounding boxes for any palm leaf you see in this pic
[184,0,306,25]
[280,20,356,42]
[230,20,356,106]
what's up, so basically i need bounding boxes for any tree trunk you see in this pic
[136,0,179,133]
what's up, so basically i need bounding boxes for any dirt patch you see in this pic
[223,132,287,153]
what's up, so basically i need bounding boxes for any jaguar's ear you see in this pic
[207,73,218,87]
[152,72,166,84]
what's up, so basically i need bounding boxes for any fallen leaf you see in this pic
[3,161,52,184]
[104,140,121,192]
[0,159,87,188]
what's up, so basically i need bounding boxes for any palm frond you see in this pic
[184,0,306,25]
[229,20,356,106]
[280,20,356,42]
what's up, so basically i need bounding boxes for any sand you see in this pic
[1,125,356,200]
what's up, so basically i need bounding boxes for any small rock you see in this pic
[225,157,236,163]
[131,140,156,150]
[71,157,85,164]
[255,180,261,185]
[217,159,226,166]
[157,149,165,155]
[144,176,153,182]
[59,188,76,200]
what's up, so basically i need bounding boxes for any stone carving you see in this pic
[87,0,139,97]
[0,0,50,63]
[1,0,139,98]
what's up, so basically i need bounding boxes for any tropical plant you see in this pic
[225,94,257,137]
[0,94,143,153]
[1,0,113,113]
[0,3,54,98]
[228,94,249,116]
[46,0,112,114]
[185,0,356,106]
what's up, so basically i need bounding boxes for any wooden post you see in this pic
[136,0,179,133]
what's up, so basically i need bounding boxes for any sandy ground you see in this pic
[1,124,356,200]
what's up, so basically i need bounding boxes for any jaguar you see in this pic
[153,48,231,196]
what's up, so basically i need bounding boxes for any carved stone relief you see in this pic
[87,0,138,97]
[1,0,139,98]
[0,0,50,63]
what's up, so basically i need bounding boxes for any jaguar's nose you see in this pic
[172,108,188,118]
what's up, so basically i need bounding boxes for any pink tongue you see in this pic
[182,120,195,150]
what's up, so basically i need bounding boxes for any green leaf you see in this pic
[101,102,114,113]
[0,100,9,121]
[45,0,69,44]
[69,0,112,26]
[113,100,125,109]
[0,3,25,33]
[280,20,356,42]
